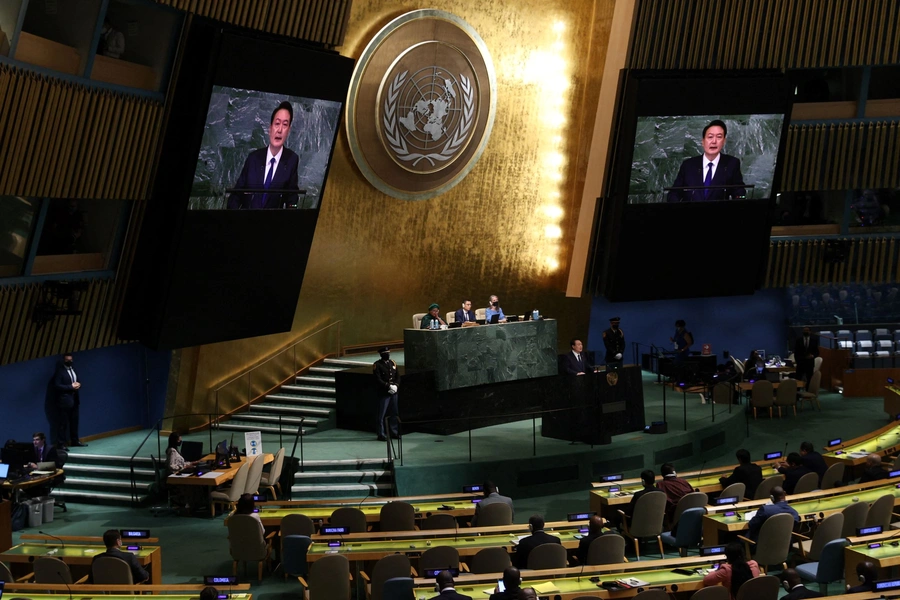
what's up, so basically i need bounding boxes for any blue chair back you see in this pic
[815,538,848,583]
[673,507,706,549]
[282,534,312,577]
[382,576,414,600]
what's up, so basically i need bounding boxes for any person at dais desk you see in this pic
[421,303,447,329]
[455,300,477,326]
[485,295,506,324]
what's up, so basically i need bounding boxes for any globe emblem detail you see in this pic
[382,66,476,172]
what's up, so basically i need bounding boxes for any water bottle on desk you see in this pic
[532,309,539,321]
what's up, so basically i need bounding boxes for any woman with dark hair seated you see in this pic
[165,431,199,476]
[234,493,264,535]
[702,542,760,599]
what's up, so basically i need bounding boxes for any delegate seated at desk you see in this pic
[91,529,149,583]
[166,432,200,475]
[455,300,477,325]
[28,432,62,469]
[485,295,506,323]
[421,303,447,329]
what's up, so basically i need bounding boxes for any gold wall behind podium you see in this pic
[168,0,615,413]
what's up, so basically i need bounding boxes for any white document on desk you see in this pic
[743,510,758,521]
[199,472,221,479]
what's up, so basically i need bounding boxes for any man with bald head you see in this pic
[859,453,889,483]
[430,569,471,600]
[747,485,799,542]
[780,568,823,599]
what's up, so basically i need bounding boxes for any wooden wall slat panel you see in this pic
[153,0,352,47]
[629,0,900,68]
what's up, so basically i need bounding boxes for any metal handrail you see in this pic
[212,320,343,429]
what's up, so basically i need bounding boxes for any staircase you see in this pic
[291,458,394,499]
[216,357,371,437]
[52,453,156,504]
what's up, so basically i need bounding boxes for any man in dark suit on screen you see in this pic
[667,119,746,202]
[227,101,301,209]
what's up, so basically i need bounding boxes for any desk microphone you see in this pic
[695,461,706,491]
[358,489,372,511]
[577,560,586,582]
[57,570,73,600]
[40,530,65,549]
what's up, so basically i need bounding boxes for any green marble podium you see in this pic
[403,319,559,391]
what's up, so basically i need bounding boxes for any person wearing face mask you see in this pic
[669,320,694,366]
[746,486,799,542]
[602,317,625,364]
[485,295,506,324]
[50,352,87,449]
[780,568,822,599]
[373,346,401,441]
[793,327,819,383]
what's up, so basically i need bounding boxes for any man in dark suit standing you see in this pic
[513,515,560,569]
[667,120,746,202]
[227,101,301,209]
[454,300,477,325]
[602,317,625,364]
[793,327,819,382]
[51,353,87,448]
[564,338,592,375]
[430,570,472,600]
[92,530,149,583]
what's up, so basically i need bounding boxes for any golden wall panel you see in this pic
[629,0,900,69]
[173,0,612,410]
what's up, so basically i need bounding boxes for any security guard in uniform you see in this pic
[373,346,400,441]
[602,316,625,364]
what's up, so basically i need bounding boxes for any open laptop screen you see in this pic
[0,463,9,479]
[180,441,204,462]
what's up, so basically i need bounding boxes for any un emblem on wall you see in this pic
[346,10,497,200]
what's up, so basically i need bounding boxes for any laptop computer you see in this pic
[489,314,500,324]
[181,441,204,462]
[0,463,9,483]
[506,315,519,322]
[448,321,462,328]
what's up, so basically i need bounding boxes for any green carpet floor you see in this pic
[16,369,890,597]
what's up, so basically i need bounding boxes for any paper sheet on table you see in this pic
[199,472,221,478]
[532,582,560,593]
[743,510,757,521]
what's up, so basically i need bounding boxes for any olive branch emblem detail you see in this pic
[382,70,475,167]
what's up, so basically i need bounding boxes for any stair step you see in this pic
[310,366,344,374]
[51,489,144,503]
[264,394,336,407]
[300,458,389,467]
[324,359,374,368]
[281,385,336,396]
[64,464,156,477]
[291,483,393,493]
[293,470,389,480]
[65,477,152,490]
[217,423,310,435]
[65,453,154,464]
[296,375,336,384]
[226,414,318,426]
[251,404,331,417]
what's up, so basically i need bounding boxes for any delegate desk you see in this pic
[257,491,480,509]
[409,555,724,599]
[844,530,900,586]
[701,479,900,544]
[312,519,586,543]
[2,542,162,583]
[823,421,900,471]
[590,464,781,518]
[306,522,588,563]
[252,498,477,528]
[2,469,64,501]
[166,453,273,487]
[0,595,250,600]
